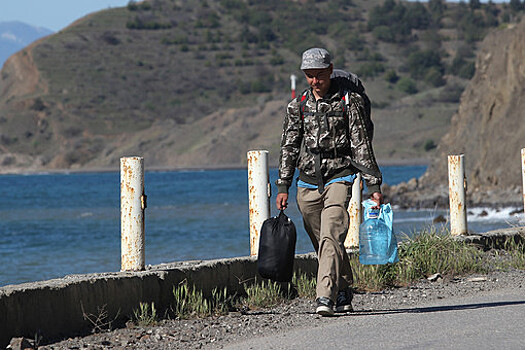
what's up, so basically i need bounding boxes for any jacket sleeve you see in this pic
[276,100,303,194]
[347,92,382,194]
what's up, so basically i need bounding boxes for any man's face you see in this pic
[303,65,332,98]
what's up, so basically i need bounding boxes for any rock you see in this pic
[7,337,33,350]
[509,208,524,216]
[427,273,443,282]
[466,276,488,282]
[433,215,446,223]
[479,210,488,217]
[396,182,408,194]
[406,178,418,191]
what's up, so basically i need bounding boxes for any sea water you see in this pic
[0,165,522,286]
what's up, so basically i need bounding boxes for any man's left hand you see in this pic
[370,192,383,209]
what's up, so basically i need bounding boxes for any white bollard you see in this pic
[345,173,362,249]
[247,150,271,256]
[120,156,146,271]
[448,154,468,236]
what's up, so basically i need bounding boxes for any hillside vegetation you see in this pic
[0,0,523,173]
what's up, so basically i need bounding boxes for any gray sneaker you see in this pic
[316,297,335,316]
[335,289,353,312]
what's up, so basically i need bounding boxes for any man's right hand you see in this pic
[276,193,289,210]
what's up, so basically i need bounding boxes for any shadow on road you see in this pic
[345,299,525,317]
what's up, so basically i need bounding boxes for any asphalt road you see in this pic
[224,288,525,350]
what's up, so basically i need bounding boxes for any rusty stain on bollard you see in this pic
[345,173,362,248]
[521,148,525,217]
[247,150,270,256]
[121,156,146,271]
[448,154,468,236]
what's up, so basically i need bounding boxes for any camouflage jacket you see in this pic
[276,80,382,194]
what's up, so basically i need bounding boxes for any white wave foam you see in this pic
[467,207,523,223]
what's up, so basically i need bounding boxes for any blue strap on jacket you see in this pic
[297,174,356,189]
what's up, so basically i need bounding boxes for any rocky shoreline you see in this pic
[383,180,524,211]
[28,267,524,350]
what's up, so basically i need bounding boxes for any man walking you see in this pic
[276,48,383,316]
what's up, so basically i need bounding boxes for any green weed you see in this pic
[292,272,316,299]
[147,231,524,322]
[394,229,487,283]
[173,283,230,319]
[351,228,490,291]
[489,238,525,270]
[132,302,157,327]
[241,280,294,310]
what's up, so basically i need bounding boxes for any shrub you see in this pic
[458,62,475,79]
[384,69,400,84]
[251,78,272,93]
[424,139,437,151]
[449,56,476,79]
[428,0,446,22]
[127,1,138,11]
[126,17,172,30]
[368,0,430,42]
[31,98,46,111]
[372,25,395,42]
[357,62,385,78]
[406,49,444,79]
[346,33,366,51]
[424,67,446,87]
[270,54,284,65]
[396,77,418,94]
[101,32,120,46]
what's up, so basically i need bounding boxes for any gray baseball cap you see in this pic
[300,48,331,70]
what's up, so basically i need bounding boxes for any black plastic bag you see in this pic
[257,211,297,282]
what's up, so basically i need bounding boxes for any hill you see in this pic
[0,0,523,174]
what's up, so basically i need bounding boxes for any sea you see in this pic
[0,166,523,287]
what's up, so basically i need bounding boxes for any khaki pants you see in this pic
[296,181,353,302]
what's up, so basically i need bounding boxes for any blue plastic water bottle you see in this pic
[359,208,390,265]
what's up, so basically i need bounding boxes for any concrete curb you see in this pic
[0,253,319,348]
[456,226,525,249]
[1,227,523,347]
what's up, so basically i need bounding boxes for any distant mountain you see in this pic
[0,21,53,67]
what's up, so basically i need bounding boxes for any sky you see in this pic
[0,0,512,32]
[0,0,130,32]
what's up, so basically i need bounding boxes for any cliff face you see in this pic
[421,19,525,193]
